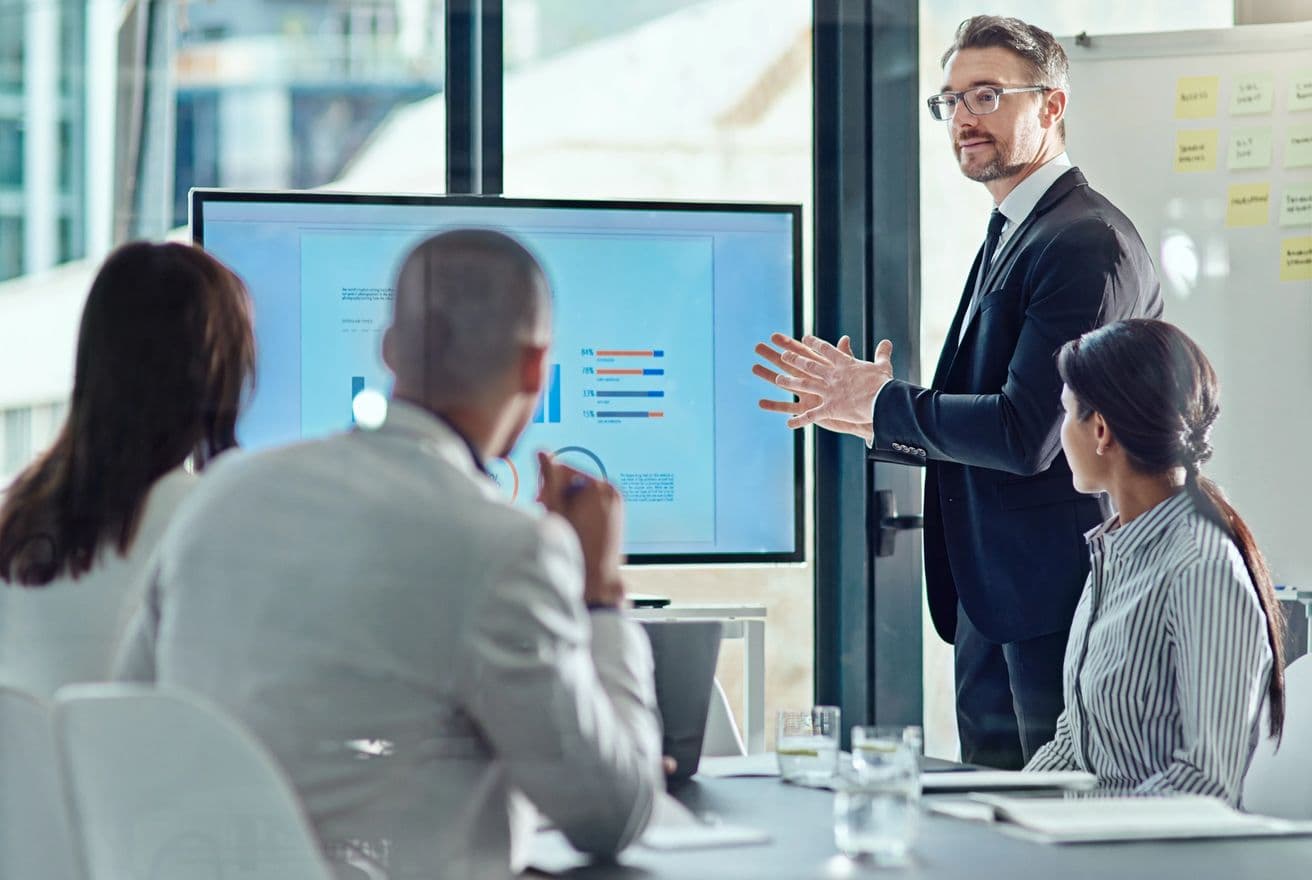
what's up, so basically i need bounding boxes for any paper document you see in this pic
[526,793,770,874]
[923,770,1097,793]
[928,793,1312,844]
[637,792,771,850]
[697,753,782,778]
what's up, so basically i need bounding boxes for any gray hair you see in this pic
[389,228,550,405]
[941,15,1070,140]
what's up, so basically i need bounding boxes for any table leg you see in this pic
[744,619,766,754]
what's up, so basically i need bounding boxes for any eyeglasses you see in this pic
[926,85,1050,121]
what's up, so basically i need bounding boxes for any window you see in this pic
[2,406,32,478]
[0,0,447,473]
[503,0,816,743]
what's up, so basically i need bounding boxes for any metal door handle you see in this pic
[874,489,923,558]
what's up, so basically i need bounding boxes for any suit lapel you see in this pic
[943,168,1088,380]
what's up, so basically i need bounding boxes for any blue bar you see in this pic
[351,376,365,423]
[596,391,664,398]
[548,363,561,422]
[642,369,665,376]
[535,364,562,424]
[652,350,665,357]
[597,411,654,418]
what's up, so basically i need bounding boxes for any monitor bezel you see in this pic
[191,188,805,566]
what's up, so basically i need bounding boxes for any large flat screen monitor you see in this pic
[191,190,802,564]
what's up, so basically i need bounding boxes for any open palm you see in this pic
[752,334,875,442]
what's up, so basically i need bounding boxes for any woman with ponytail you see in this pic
[0,242,255,697]
[1026,318,1283,805]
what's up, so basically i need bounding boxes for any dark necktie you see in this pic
[961,208,1007,339]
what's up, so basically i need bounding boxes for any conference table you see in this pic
[526,774,1312,879]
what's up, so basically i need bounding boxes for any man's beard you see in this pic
[955,133,1025,182]
[964,155,1027,182]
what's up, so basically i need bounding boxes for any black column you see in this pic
[445,0,503,195]
[813,0,922,734]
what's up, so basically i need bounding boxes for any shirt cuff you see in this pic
[865,381,888,449]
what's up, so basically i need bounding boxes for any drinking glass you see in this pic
[833,725,921,864]
[775,706,840,784]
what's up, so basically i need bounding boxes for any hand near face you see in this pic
[753,333,894,440]
[537,452,626,608]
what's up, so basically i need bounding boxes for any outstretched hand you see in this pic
[752,333,894,440]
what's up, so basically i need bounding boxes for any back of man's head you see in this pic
[387,229,550,408]
[942,15,1070,141]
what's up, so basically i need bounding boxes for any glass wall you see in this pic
[916,0,1234,758]
[503,0,816,743]
[0,0,445,484]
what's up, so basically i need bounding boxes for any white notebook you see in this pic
[930,793,1312,844]
[923,770,1097,793]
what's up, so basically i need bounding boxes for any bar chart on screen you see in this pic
[586,348,667,423]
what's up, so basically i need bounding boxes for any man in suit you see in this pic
[117,230,663,879]
[755,16,1162,769]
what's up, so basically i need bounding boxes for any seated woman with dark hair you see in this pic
[0,242,254,697]
[1026,318,1284,805]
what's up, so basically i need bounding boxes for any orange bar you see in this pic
[649,411,664,418]
[597,349,655,357]
[597,368,643,375]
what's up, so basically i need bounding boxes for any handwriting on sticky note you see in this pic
[1226,184,1270,228]
[1231,74,1274,115]
[1175,130,1218,172]
[1228,128,1272,170]
[1281,185,1312,228]
[1287,125,1312,169]
[1281,237,1312,282]
[1291,73,1312,113]
[1176,76,1219,119]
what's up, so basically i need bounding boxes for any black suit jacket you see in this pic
[871,168,1162,645]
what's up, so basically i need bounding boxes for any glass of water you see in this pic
[833,725,922,864]
[775,706,840,784]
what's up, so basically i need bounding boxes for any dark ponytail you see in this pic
[1058,319,1285,740]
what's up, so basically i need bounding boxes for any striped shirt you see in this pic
[1025,489,1273,805]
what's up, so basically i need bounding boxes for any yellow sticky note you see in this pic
[1226,184,1270,228]
[1227,128,1272,170]
[1176,76,1219,119]
[1291,72,1312,113]
[1231,74,1274,115]
[1175,130,1218,172]
[1281,185,1312,228]
[1281,237,1312,282]
[1287,125,1312,168]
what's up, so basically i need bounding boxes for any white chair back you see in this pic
[53,683,335,880]
[1243,654,1312,819]
[0,685,82,880]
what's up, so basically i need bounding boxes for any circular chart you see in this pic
[552,446,608,480]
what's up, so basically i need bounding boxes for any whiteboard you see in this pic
[1061,23,1312,586]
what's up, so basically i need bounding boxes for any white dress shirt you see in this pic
[988,151,1072,271]
[116,402,662,880]
[0,467,194,698]
[1025,490,1273,805]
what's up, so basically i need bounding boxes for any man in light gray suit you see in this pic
[116,230,663,880]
